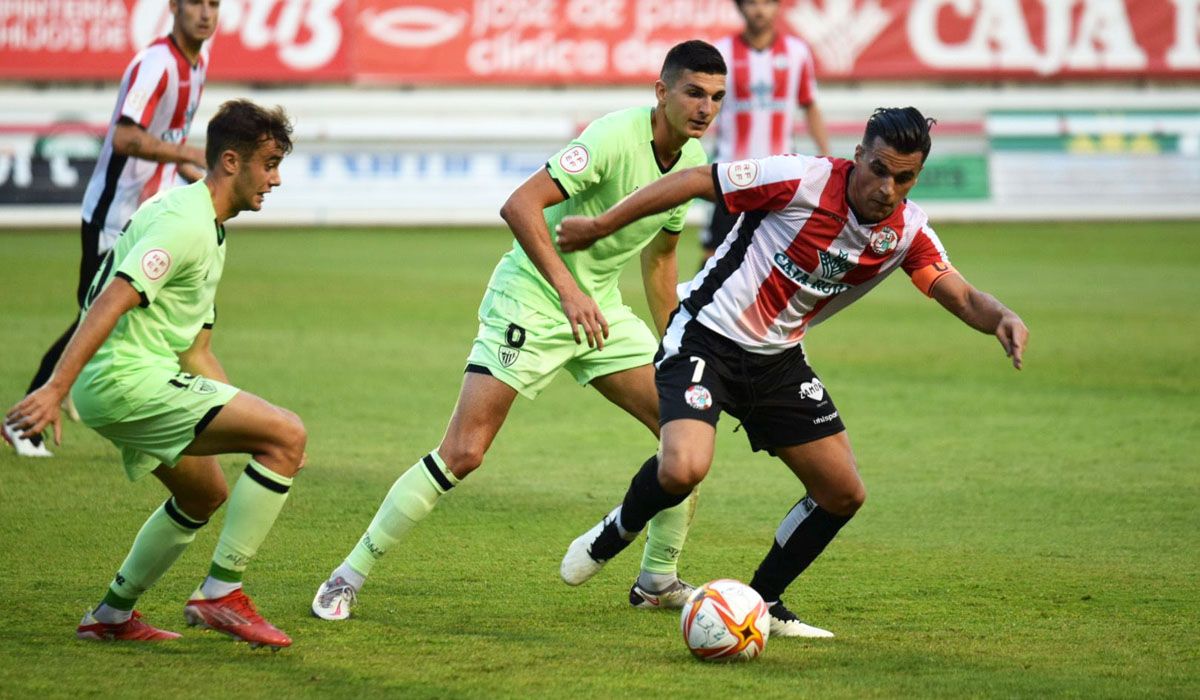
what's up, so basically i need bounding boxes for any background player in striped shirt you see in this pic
[559,107,1029,638]
[703,0,831,262]
[4,0,217,458]
[311,41,727,622]
[7,100,302,648]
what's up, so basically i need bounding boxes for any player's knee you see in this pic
[180,482,228,520]
[440,443,486,479]
[824,482,866,517]
[265,409,307,476]
[658,448,710,493]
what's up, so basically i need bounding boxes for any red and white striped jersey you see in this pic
[81,35,207,251]
[673,155,956,355]
[711,34,819,162]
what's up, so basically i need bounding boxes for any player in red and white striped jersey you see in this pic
[703,0,830,259]
[5,0,217,458]
[559,108,1028,639]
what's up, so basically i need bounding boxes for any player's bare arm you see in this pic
[113,119,206,169]
[640,230,681,336]
[5,277,142,442]
[804,103,831,156]
[176,162,206,183]
[930,273,1029,370]
[178,328,229,383]
[500,168,610,349]
[557,165,716,252]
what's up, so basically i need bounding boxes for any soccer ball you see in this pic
[680,579,769,662]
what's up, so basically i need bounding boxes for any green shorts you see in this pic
[75,371,239,481]
[465,288,659,399]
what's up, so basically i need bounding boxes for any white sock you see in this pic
[332,561,366,591]
[199,576,242,599]
[92,603,133,624]
[637,570,679,593]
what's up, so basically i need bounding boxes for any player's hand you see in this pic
[995,312,1028,370]
[555,216,605,252]
[559,287,610,350]
[5,385,65,445]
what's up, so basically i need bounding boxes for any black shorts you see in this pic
[655,317,845,454]
[699,205,740,251]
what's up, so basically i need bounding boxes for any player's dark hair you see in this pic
[863,107,936,162]
[660,40,727,86]
[205,99,294,169]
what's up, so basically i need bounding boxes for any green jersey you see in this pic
[74,180,226,424]
[486,106,707,316]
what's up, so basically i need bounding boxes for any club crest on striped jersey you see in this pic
[141,248,171,280]
[559,145,590,174]
[685,384,713,410]
[869,227,899,255]
[727,160,760,189]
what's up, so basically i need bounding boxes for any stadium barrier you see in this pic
[2,85,1199,226]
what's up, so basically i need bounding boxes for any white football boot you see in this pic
[3,421,53,458]
[629,578,696,610]
[311,576,358,621]
[561,506,631,586]
[768,601,835,638]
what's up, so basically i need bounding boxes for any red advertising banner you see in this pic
[0,0,354,81]
[1,0,1198,83]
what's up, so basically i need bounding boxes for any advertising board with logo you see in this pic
[2,1,1197,83]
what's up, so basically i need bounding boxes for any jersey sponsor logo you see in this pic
[799,378,825,402]
[727,160,760,189]
[685,384,713,410]
[559,145,590,174]
[869,226,898,255]
[141,248,171,280]
[773,252,851,295]
[818,249,855,279]
[498,346,520,368]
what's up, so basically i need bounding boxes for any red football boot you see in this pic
[76,610,181,641]
[183,588,292,650]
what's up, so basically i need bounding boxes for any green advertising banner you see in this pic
[912,154,990,200]
[988,111,1200,154]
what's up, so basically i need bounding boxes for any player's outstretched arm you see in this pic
[930,274,1029,370]
[5,278,142,443]
[178,328,229,383]
[556,166,716,252]
[803,103,831,156]
[501,168,610,349]
[113,119,206,169]
[640,230,681,336]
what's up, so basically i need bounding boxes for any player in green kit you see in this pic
[5,100,303,649]
[312,41,727,621]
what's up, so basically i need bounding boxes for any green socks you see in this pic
[98,498,207,621]
[209,460,293,583]
[641,488,699,576]
[344,452,459,579]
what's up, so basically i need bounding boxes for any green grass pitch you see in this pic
[1,222,1197,698]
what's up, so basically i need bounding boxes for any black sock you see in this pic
[27,319,77,395]
[749,496,852,604]
[618,455,690,534]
